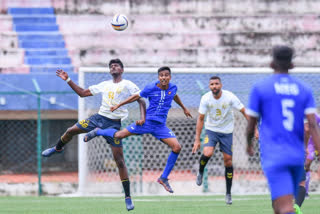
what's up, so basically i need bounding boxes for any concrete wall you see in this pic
[1,0,320,70]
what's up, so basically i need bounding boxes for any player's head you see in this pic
[158,66,171,87]
[108,58,124,76]
[209,76,222,96]
[271,45,294,73]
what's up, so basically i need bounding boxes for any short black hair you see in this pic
[158,66,171,74]
[210,76,221,82]
[109,58,124,68]
[272,45,294,70]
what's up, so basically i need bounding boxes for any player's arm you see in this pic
[110,94,141,112]
[192,113,205,153]
[246,116,258,156]
[306,113,320,154]
[304,121,310,147]
[135,98,146,125]
[173,94,192,118]
[56,69,92,97]
[240,107,259,139]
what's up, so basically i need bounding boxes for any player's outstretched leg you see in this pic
[125,197,134,211]
[42,125,84,157]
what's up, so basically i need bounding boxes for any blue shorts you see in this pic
[263,164,304,200]
[76,113,122,147]
[203,130,233,156]
[126,120,176,140]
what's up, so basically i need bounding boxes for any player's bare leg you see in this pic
[223,152,233,205]
[42,124,85,157]
[196,147,214,186]
[157,138,181,193]
[272,194,295,214]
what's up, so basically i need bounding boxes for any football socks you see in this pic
[295,185,306,207]
[199,154,211,173]
[96,128,117,137]
[121,179,131,198]
[225,166,233,194]
[161,151,179,179]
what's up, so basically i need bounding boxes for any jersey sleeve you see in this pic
[139,84,152,98]
[230,92,244,110]
[198,95,208,115]
[246,85,261,118]
[88,82,105,95]
[304,88,316,115]
[127,81,141,95]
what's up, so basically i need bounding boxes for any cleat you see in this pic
[225,194,232,205]
[196,171,203,186]
[42,146,63,157]
[84,128,100,142]
[157,177,174,193]
[294,204,303,214]
[125,197,134,211]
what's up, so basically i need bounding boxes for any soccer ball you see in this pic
[111,14,128,31]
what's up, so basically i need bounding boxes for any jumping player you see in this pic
[42,59,146,211]
[84,66,192,193]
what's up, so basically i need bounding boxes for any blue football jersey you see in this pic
[247,74,316,167]
[140,81,177,123]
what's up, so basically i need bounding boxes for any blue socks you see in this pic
[161,151,179,179]
[97,128,117,137]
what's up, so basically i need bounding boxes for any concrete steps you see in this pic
[8,7,73,73]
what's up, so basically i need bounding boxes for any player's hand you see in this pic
[110,105,120,112]
[192,140,201,154]
[136,119,145,126]
[56,69,68,80]
[184,108,192,118]
[246,144,254,156]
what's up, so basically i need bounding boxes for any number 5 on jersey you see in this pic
[281,99,295,131]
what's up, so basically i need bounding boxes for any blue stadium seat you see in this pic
[8,7,72,74]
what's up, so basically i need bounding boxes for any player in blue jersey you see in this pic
[84,66,192,193]
[246,45,320,214]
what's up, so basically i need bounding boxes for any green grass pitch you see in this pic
[0,195,319,214]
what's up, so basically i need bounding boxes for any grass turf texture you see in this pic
[0,195,319,214]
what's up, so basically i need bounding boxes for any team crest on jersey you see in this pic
[222,103,227,109]
[168,91,172,95]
